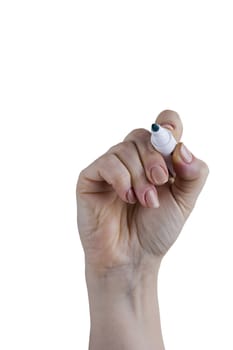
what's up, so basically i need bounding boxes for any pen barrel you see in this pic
[150,126,177,176]
[150,129,177,156]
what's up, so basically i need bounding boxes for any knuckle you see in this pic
[116,172,130,186]
[111,172,130,192]
[108,141,131,153]
[108,141,136,158]
[101,154,130,188]
[124,128,150,141]
[76,169,87,194]
[101,152,116,166]
[107,142,121,153]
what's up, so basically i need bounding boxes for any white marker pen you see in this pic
[150,123,177,176]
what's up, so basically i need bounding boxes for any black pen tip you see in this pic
[151,123,160,132]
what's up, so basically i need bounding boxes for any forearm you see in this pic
[86,264,165,350]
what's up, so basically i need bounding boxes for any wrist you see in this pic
[85,261,165,350]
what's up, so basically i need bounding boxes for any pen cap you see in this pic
[151,124,177,156]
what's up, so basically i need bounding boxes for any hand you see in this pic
[76,110,209,275]
[76,110,209,350]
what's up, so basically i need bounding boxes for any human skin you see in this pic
[76,110,209,349]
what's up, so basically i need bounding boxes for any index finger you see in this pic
[156,110,183,142]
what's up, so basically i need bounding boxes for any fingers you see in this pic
[124,129,169,186]
[171,143,209,217]
[108,139,163,207]
[78,125,171,208]
[79,153,136,203]
[123,109,183,187]
[156,109,183,141]
[77,109,208,213]
[79,136,164,208]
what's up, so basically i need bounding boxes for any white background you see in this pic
[0,1,232,349]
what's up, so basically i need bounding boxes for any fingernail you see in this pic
[151,165,168,185]
[145,189,160,208]
[180,143,193,163]
[159,123,174,131]
[126,188,137,203]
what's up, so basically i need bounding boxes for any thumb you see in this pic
[171,143,209,217]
